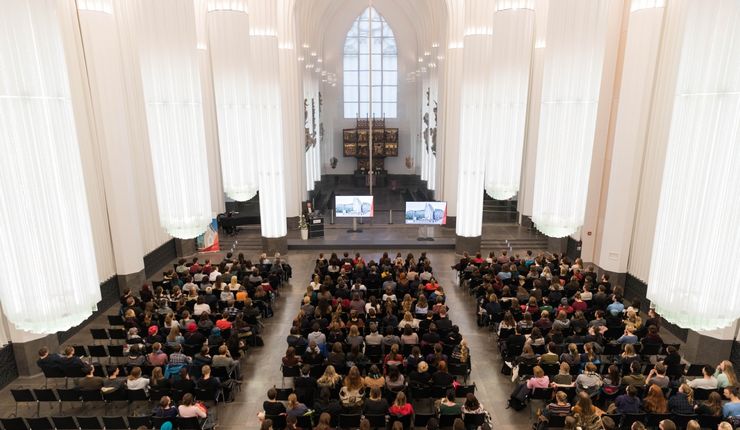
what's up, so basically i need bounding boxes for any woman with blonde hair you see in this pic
[668,383,695,414]
[389,391,414,416]
[643,384,668,413]
[624,309,642,330]
[715,360,738,388]
[398,311,419,330]
[317,365,342,391]
[165,324,184,346]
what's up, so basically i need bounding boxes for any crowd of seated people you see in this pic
[462,250,740,428]
[260,251,491,429]
[34,252,291,429]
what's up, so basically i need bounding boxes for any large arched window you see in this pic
[343,7,397,118]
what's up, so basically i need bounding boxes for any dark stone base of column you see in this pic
[117,270,146,294]
[175,238,197,258]
[455,235,481,256]
[262,236,288,255]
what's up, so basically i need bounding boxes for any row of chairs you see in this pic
[264,412,485,430]
[599,412,724,430]
[11,386,222,417]
[0,415,203,430]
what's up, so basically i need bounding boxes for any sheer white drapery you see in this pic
[207,4,259,202]
[0,0,101,333]
[456,0,497,237]
[647,0,740,330]
[249,0,287,238]
[531,0,609,237]
[134,0,212,239]
[485,2,534,200]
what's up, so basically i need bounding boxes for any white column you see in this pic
[595,2,665,273]
[278,0,306,217]
[249,0,287,239]
[518,0,549,218]
[206,3,259,202]
[437,0,465,218]
[0,0,101,333]
[647,0,740,330]
[485,0,535,200]
[455,0,496,239]
[77,1,145,277]
[132,0,212,239]
[531,0,610,238]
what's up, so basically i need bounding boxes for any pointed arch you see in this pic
[343,7,397,118]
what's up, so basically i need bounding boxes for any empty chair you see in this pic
[176,416,204,430]
[126,415,152,429]
[10,388,35,417]
[125,389,150,414]
[51,416,78,430]
[0,418,29,430]
[152,416,176,429]
[102,416,128,430]
[107,315,125,327]
[86,345,108,363]
[79,389,104,407]
[32,388,58,416]
[90,328,109,343]
[75,416,104,429]
[56,388,81,413]
[455,384,476,398]
[25,417,53,430]
[108,328,127,342]
[39,366,66,388]
[281,365,300,387]
[275,388,293,401]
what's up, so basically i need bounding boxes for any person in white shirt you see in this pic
[208,269,222,282]
[193,297,211,316]
[193,272,206,283]
[125,366,150,393]
[182,278,198,294]
[688,365,719,390]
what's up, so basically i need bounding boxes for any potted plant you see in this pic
[299,214,309,240]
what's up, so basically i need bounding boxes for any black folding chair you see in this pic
[264,414,287,430]
[25,417,53,430]
[102,416,128,430]
[365,414,388,430]
[275,388,293,401]
[388,414,412,429]
[40,366,66,388]
[56,388,81,413]
[296,415,313,429]
[438,414,461,429]
[108,328,127,343]
[32,388,58,416]
[51,416,78,430]
[414,413,436,428]
[126,389,150,414]
[80,389,105,409]
[87,345,109,363]
[670,413,698,429]
[152,416,176,429]
[464,413,487,429]
[127,415,152,429]
[90,329,110,344]
[75,416,104,429]
[107,315,125,327]
[0,418,29,430]
[10,389,35,417]
[339,414,362,429]
[281,365,300,387]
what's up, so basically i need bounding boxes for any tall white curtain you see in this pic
[647,0,740,331]
[531,0,609,237]
[135,0,212,239]
[455,0,496,237]
[485,1,535,200]
[249,0,287,238]
[0,0,101,333]
[207,4,259,202]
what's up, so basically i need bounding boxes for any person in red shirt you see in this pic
[389,391,414,416]
[571,293,588,312]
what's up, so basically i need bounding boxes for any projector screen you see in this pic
[335,196,374,217]
[405,201,447,225]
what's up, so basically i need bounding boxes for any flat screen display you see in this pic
[405,201,447,225]
[335,196,374,217]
